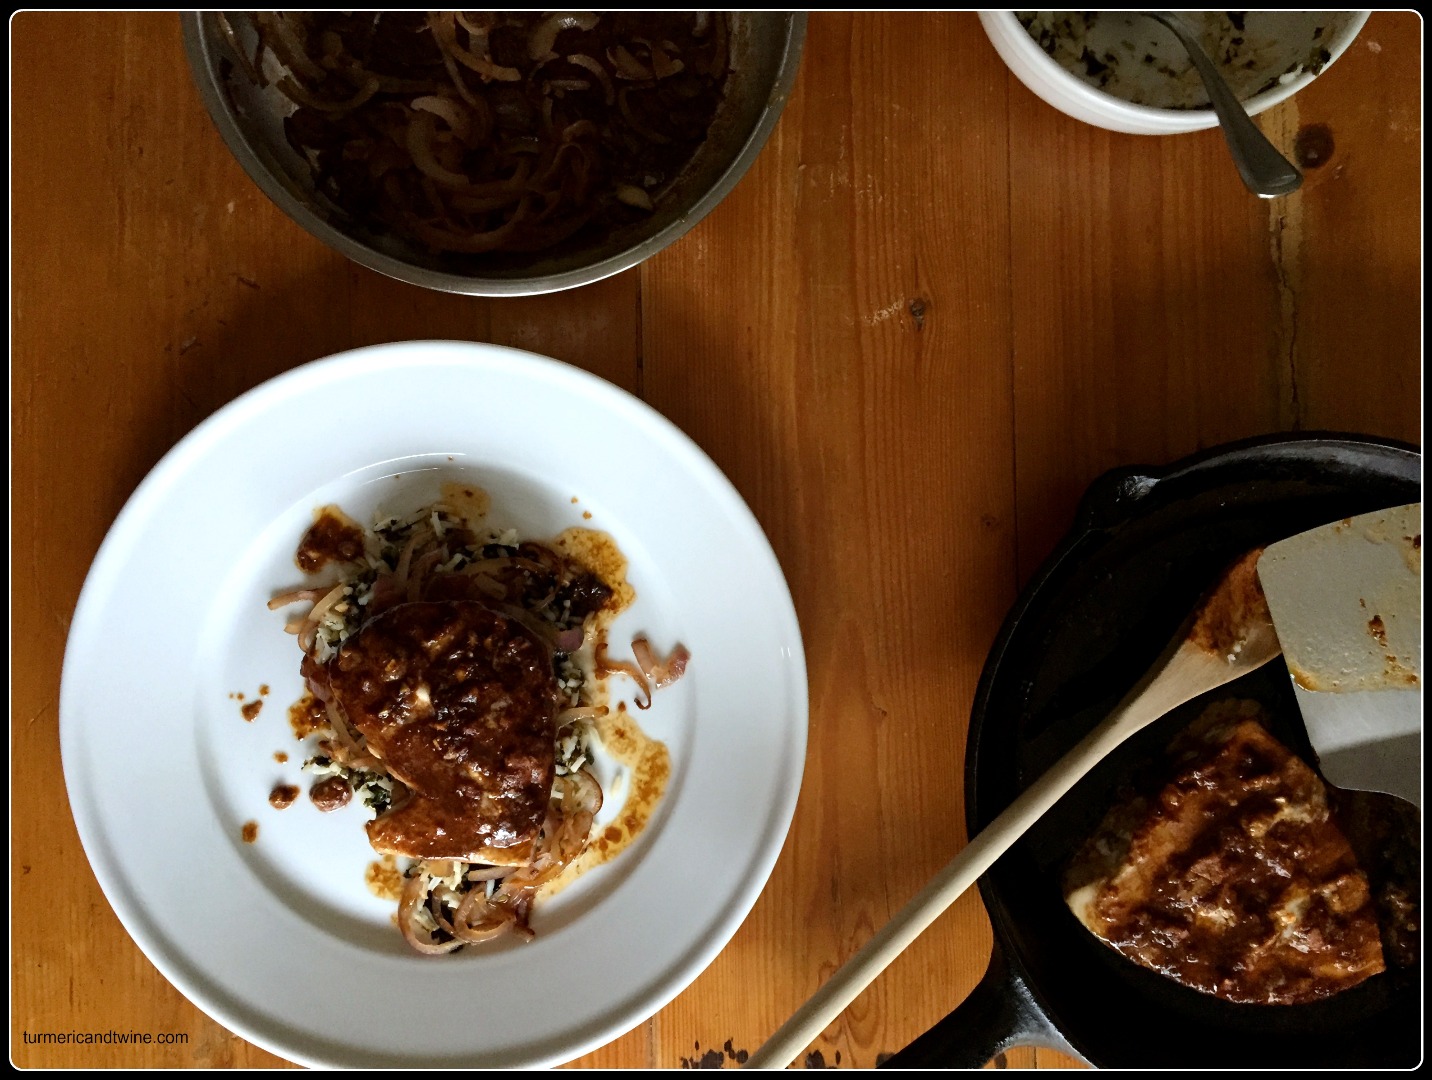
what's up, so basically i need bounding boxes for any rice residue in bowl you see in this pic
[1015,11,1356,110]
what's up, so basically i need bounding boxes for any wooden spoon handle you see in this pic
[744,709,1130,1068]
[745,642,1243,1069]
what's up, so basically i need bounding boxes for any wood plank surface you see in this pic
[642,12,1020,1069]
[10,11,1420,1071]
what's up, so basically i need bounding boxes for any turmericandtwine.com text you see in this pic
[22,1030,189,1045]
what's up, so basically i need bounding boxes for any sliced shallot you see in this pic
[399,871,463,955]
[596,641,652,709]
[411,94,472,142]
[557,704,609,726]
[527,12,601,62]
[453,884,516,943]
[296,581,349,654]
[565,53,614,104]
[268,584,340,610]
[554,626,585,652]
[632,637,692,690]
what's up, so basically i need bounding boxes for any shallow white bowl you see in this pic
[979,10,1370,135]
[60,341,809,1068]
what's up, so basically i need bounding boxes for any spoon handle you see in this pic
[1149,12,1303,198]
[744,639,1270,1069]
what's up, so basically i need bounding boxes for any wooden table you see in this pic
[12,11,1421,1070]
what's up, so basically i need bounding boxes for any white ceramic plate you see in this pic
[60,341,808,1068]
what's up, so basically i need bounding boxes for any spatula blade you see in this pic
[1257,504,1421,805]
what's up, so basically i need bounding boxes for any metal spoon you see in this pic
[1143,11,1302,198]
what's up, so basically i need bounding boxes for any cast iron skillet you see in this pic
[884,433,1421,1069]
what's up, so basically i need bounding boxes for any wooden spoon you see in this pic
[745,550,1280,1069]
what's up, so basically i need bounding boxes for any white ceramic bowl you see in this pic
[60,341,809,1068]
[979,10,1370,135]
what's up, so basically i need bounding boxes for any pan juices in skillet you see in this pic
[1063,698,1387,1005]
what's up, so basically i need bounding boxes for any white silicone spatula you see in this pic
[1256,503,1422,806]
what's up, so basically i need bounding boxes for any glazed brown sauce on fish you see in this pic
[273,491,684,951]
[322,600,561,863]
[1065,703,1386,1004]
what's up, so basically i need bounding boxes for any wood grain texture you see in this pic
[1268,12,1422,443]
[11,10,1420,1071]
[640,12,1018,1069]
[1007,11,1422,581]
[1006,62,1283,579]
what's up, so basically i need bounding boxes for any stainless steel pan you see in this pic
[181,12,805,295]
